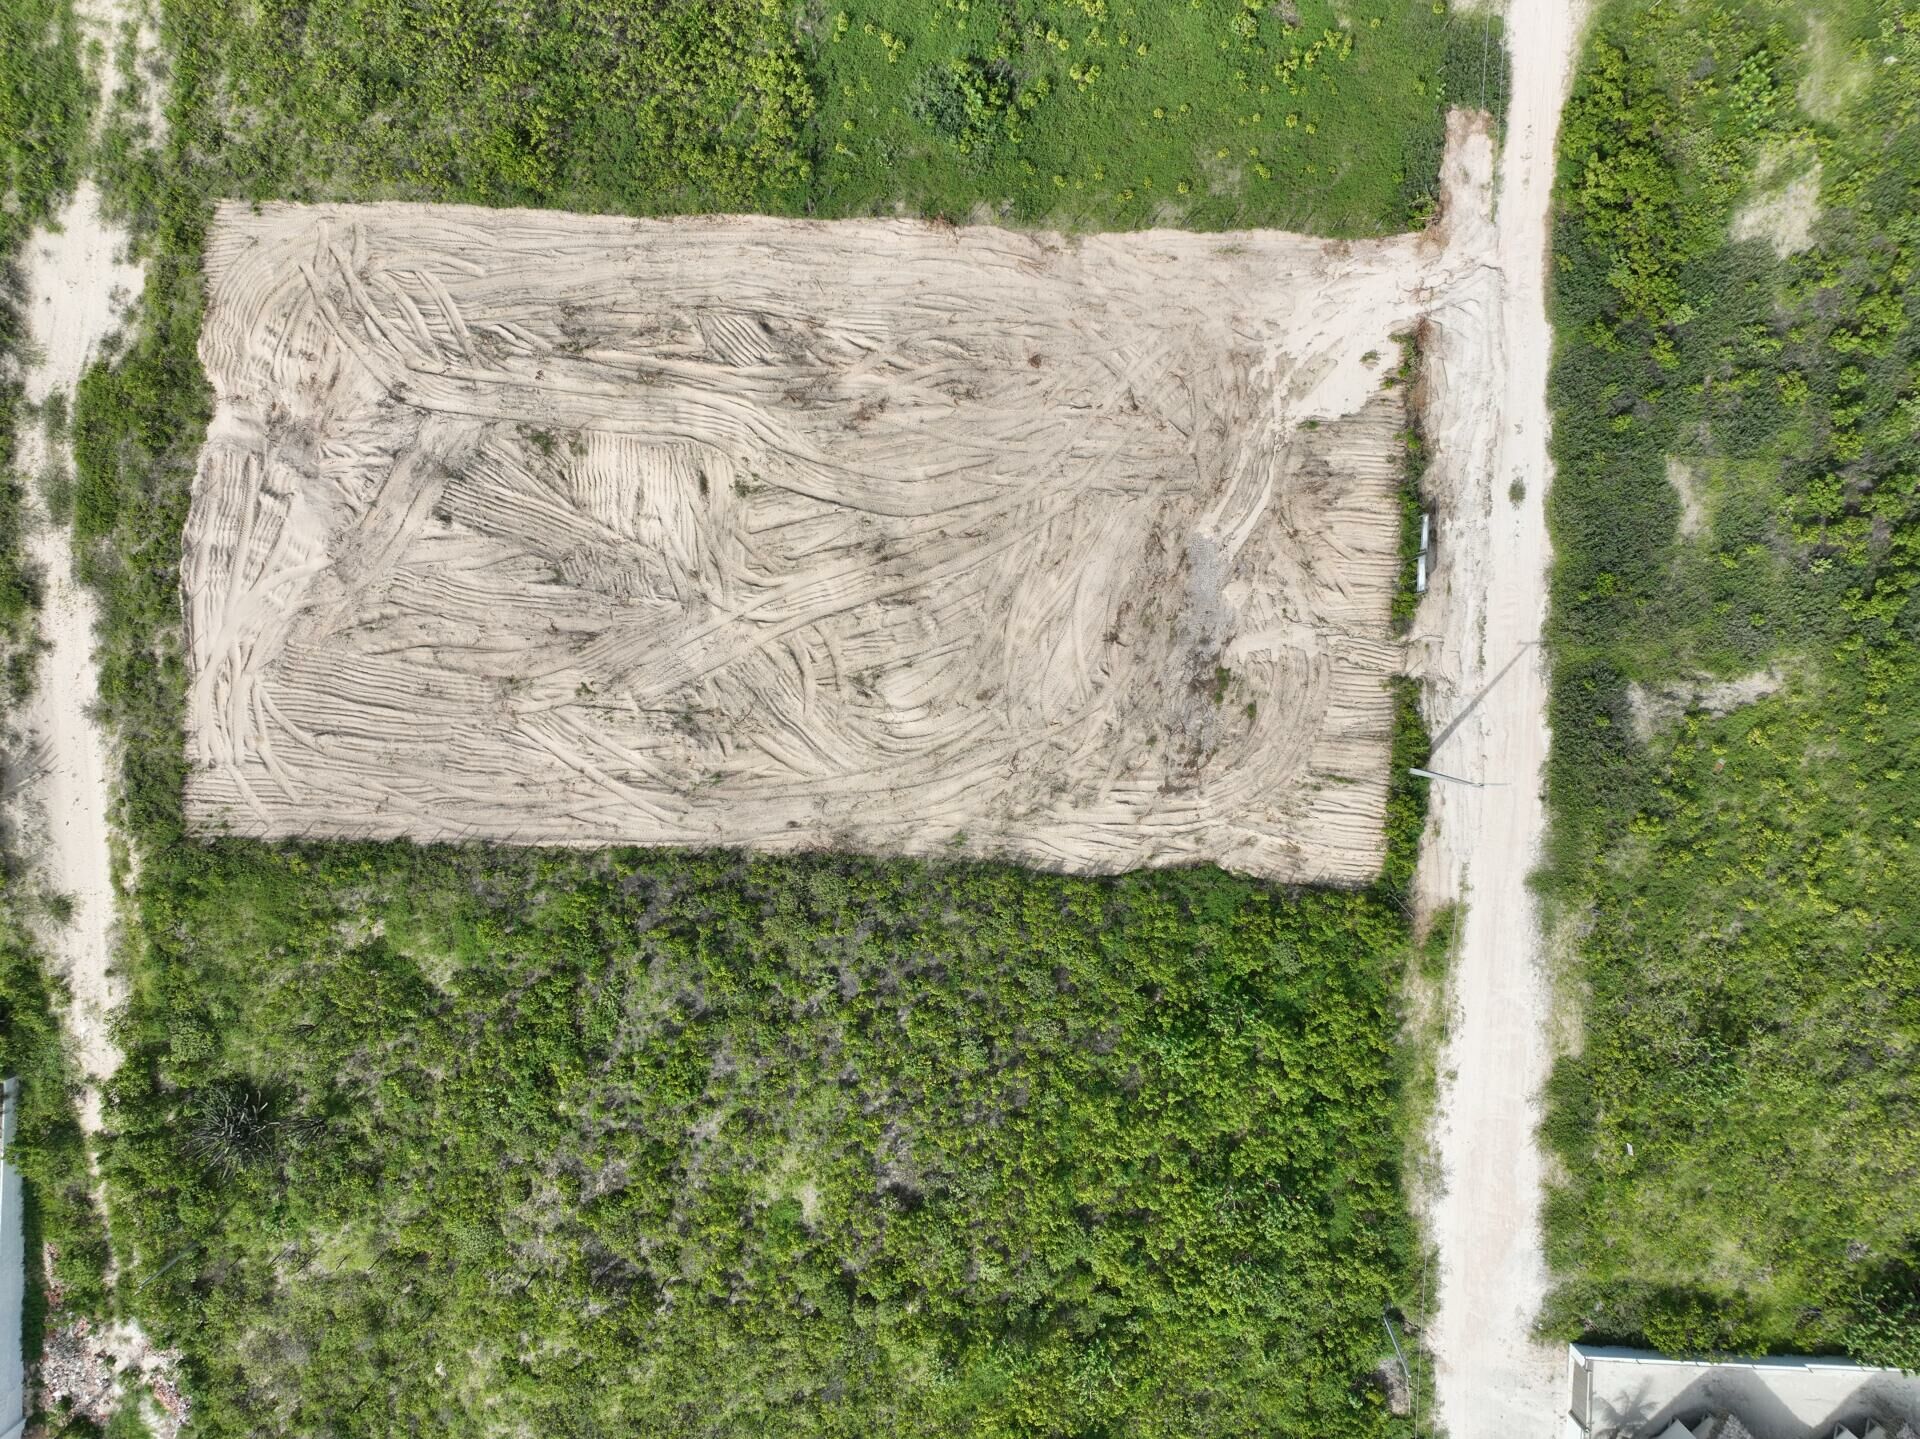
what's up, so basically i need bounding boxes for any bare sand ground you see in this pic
[1413,3,1584,1437]
[184,127,1494,882]
[10,182,142,1138]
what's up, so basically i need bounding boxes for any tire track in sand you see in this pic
[183,127,1501,882]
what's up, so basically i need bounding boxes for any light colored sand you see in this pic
[1667,455,1706,538]
[184,131,1494,881]
[1799,17,1870,125]
[11,182,143,1139]
[1628,665,1787,744]
[36,1317,188,1439]
[1732,167,1821,257]
[1413,2,1584,1437]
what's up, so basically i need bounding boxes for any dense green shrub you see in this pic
[155,0,811,214]
[1540,0,1920,1355]
[0,0,88,286]
[104,842,1434,1437]
[0,929,113,1335]
[0,0,91,667]
[909,56,1020,154]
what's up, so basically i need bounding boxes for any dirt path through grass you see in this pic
[1416,2,1583,1435]
[14,0,146,1140]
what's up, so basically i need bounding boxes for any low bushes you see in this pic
[1540,0,1920,1354]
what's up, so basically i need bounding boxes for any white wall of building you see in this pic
[1570,1343,1920,1439]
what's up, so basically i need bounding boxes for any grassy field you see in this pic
[41,0,1490,1432]
[1539,0,1920,1361]
[802,0,1504,232]
[132,0,1506,236]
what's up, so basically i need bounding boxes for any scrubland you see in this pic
[0,0,122,1402]
[1540,0,1920,1363]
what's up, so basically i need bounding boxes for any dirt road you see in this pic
[1416,2,1584,1437]
[14,0,152,1141]
[14,183,141,1139]
[4,14,195,1428]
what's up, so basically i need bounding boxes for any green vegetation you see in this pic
[1388,331,1430,634]
[1,931,113,1354]
[0,401,41,704]
[105,840,1436,1435]
[131,0,1507,236]
[2,0,92,676]
[0,0,89,270]
[1540,0,1920,1359]
[806,0,1506,232]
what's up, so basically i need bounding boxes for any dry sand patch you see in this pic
[1732,163,1822,258]
[185,189,1478,881]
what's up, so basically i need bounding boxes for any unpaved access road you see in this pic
[1415,2,1584,1437]
[9,11,194,1434]
[183,122,1494,883]
[13,182,142,1140]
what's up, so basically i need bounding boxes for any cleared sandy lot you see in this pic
[185,166,1481,879]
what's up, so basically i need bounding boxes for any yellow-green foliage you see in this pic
[1542,0,1920,1361]
[106,844,1432,1436]
[150,0,1508,235]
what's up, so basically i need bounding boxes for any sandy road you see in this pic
[2,11,191,1425]
[12,0,153,1145]
[13,183,141,1139]
[1416,2,1584,1437]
